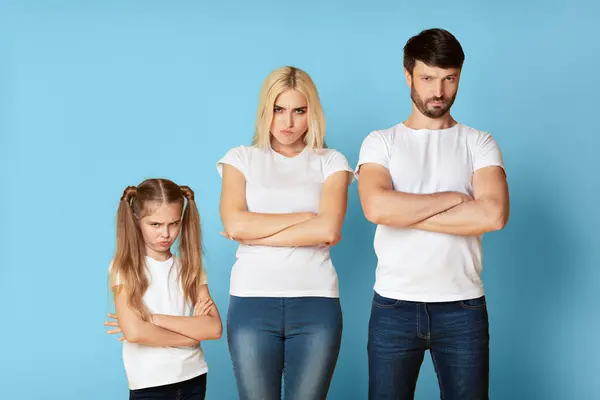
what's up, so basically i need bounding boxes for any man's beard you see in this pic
[411,84,456,119]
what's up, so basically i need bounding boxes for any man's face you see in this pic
[405,60,461,119]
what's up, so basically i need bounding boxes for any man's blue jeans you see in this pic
[368,291,489,400]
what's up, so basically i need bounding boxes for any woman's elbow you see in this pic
[213,323,223,340]
[223,216,249,239]
[222,223,241,239]
[202,321,223,341]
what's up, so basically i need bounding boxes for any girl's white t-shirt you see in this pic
[111,256,208,390]
[217,145,353,298]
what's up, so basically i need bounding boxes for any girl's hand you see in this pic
[104,313,125,342]
[220,231,235,240]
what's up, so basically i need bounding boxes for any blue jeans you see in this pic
[129,373,207,400]
[368,292,489,400]
[227,296,343,400]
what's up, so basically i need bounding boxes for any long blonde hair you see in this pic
[110,178,203,320]
[252,66,326,149]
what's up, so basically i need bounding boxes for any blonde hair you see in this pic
[252,66,326,149]
[110,178,203,320]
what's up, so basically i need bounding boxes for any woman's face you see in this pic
[269,89,308,148]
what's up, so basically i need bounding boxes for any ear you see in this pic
[404,68,412,88]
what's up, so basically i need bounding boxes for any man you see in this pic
[355,28,509,400]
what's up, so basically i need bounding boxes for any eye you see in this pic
[446,76,456,81]
[422,77,431,81]
[171,221,180,226]
[151,223,159,227]
[274,106,283,113]
[295,109,306,114]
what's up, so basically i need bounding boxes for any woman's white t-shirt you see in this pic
[217,145,353,298]
[111,256,208,390]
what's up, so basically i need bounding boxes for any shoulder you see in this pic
[222,145,250,157]
[457,123,495,141]
[312,148,347,161]
[108,259,123,287]
[231,145,270,159]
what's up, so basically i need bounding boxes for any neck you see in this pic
[404,108,457,130]
[270,137,306,157]
[146,246,172,262]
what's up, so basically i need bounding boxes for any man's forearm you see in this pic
[365,190,466,227]
[412,198,507,236]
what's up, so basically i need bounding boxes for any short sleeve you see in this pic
[216,146,248,179]
[108,261,122,287]
[354,131,391,179]
[473,132,504,172]
[323,150,355,183]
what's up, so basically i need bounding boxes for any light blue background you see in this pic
[1,0,598,399]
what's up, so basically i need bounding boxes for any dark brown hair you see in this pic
[404,28,465,75]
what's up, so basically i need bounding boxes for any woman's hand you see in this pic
[193,299,214,316]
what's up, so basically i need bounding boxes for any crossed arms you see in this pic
[219,164,352,246]
[106,283,222,347]
[357,163,509,235]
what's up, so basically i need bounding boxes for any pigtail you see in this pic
[178,185,204,305]
[111,186,150,320]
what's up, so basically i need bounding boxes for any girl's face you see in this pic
[139,201,183,260]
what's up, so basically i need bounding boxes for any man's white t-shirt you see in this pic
[111,256,208,390]
[355,122,504,302]
[217,145,353,298]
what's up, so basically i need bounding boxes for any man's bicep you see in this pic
[357,163,393,196]
[473,166,509,205]
[357,163,395,223]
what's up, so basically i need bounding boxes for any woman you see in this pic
[217,66,353,399]
[104,178,222,399]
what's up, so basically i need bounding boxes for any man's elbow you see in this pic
[489,207,509,231]
[363,200,411,227]
[362,197,385,225]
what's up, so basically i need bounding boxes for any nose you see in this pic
[159,225,170,239]
[433,81,444,98]
[284,111,294,128]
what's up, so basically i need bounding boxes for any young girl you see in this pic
[217,66,353,399]
[104,178,222,399]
